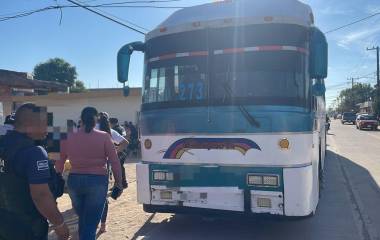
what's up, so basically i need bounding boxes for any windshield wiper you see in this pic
[223,82,260,128]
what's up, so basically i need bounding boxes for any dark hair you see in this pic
[14,103,45,127]
[98,112,111,135]
[81,107,98,133]
[109,117,119,125]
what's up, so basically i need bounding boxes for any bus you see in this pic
[117,0,328,217]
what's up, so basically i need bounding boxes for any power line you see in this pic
[0,1,185,17]
[0,2,150,32]
[326,82,350,89]
[325,11,380,34]
[74,0,150,32]
[95,0,182,4]
[347,58,372,79]
[355,71,376,80]
[66,0,146,34]
[0,2,186,22]
[82,1,150,31]
[0,7,56,21]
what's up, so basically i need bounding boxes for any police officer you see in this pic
[0,103,69,240]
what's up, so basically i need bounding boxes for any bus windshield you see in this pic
[212,51,307,104]
[143,51,308,108]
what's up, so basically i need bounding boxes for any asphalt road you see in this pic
[130,120,380,240]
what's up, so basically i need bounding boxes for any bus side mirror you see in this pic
[117,41,145,84]
[309,27,328,79]
[312,80,326,96]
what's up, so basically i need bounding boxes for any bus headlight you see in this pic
[166,172,174,181]
[263,176,279,186]
[248,175,263,185]
[257,197,272,208]
[153,171,174,181]
[247,174,279,187]
[160,191,173,200]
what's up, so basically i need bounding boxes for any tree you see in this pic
[33,58,77,86]
[336,83,374,113]
[70,80,86,93]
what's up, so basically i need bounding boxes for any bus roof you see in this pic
[147,0,314,40]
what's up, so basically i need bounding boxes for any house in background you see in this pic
[358,101,374,114]
[0,69,67,122]
[0,69,142,127]
[7,88,142,127]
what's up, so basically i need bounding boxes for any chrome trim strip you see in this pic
[141,131,313,137]
[142,161,312,169]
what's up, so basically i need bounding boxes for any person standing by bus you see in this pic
[109,118,126,136]
[97,113,114,234]
[96,113,129,188]
[109,117,129,187]
[0,103,69,240]
[57,107,123,240]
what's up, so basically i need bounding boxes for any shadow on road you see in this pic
[131,150,380,240]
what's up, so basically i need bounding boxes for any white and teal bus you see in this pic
[117,0,328,217]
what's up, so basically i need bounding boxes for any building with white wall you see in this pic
[7,88,142,127]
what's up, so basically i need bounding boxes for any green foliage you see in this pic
[33,58,77,86]
[70,80,86,93]
[336,83,374,113]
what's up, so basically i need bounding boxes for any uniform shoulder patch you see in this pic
[37,160,49,171]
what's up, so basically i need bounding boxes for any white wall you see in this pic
[47,96,141,127]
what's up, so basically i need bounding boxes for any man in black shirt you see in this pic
[0,103,69,240]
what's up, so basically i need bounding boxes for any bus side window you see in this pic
[149,69,158,102]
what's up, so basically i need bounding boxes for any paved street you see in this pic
[52,120,380,240]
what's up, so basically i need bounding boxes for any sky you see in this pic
[0,0,379,108]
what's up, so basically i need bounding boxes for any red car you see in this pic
[356,114,378,131]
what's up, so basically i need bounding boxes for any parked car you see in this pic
[341,112,356,124]
[356,114,378,130]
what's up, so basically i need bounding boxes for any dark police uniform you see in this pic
[0,131,51,240]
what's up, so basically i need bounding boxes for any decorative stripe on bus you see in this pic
[163,138,261,159]
[148,51,209,62]
[147,45,308,63]
[214,45,308,55]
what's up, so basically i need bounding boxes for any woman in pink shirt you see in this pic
[57,107,123,240]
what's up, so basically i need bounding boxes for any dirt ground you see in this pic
[48,162,171,240]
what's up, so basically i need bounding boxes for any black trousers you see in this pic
[118,153,127,185]
[0,209,48,240]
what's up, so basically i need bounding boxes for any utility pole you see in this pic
[347,77,355,109]
[348,77,355,88]
[367,46,380,114]
[367,46,380,91]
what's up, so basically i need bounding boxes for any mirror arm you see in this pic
[119,42,145,56]
[117,41,145,84]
